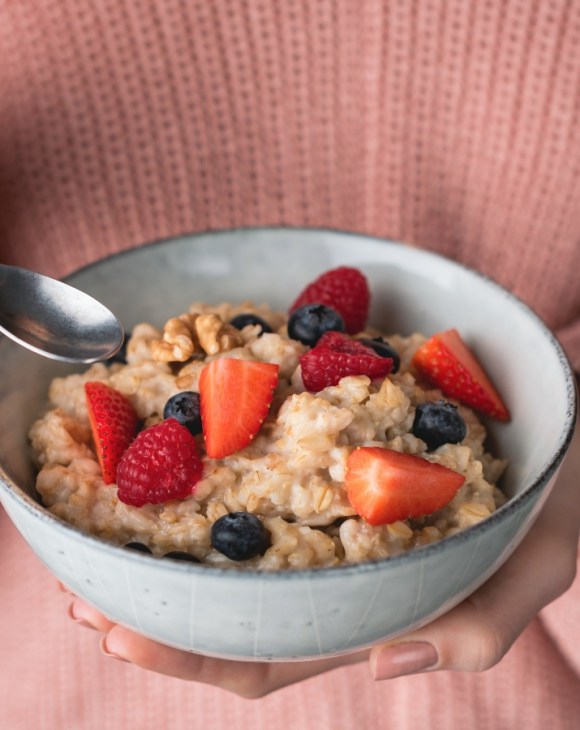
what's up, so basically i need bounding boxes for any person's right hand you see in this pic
[368,419,580,679]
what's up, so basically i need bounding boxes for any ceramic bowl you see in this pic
[0,229,576,661]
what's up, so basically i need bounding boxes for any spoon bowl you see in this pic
[0,264,124,363]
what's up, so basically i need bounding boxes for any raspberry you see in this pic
[290,266,370,334]
[299,331,394,392]
[116,418,204,507]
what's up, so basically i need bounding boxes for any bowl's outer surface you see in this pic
[0,229,576,661]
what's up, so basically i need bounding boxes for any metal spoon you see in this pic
[0,264,124,363]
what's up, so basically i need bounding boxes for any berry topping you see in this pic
[412,400,467,451]
[163,551,201,563]
[116,418,204,507]
[124,542,152,553]
[411,329,510,421]
[210,512,271,561]
[229,313,273,334]
[199,358,280,459]
[360,337,401,373]
[84,382,139,485]
[163,391,202,435]
[287,303,345,347]
[299,330,394,392]
[290,266,370,334]
[345,446,466,525]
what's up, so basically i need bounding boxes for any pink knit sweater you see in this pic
[1,2,579,728]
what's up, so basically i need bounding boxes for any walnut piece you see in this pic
[152,312,243,363]
[151,314,201,362]
[195,313,242,355]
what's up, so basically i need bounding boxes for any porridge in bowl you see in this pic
[29,266,508,570]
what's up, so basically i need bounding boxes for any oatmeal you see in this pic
[29,267,508,570]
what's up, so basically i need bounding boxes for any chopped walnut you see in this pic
[195,313,242,355]
[152,314,200,362]
[151,312,243,363]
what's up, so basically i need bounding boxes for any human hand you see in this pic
[67,424,579,695]
[66,593,368,697]
[369,421,580,679]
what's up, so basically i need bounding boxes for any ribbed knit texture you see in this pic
[0,1,579,728]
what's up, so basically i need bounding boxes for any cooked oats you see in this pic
[30,302,507,570]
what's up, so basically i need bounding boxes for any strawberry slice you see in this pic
[411,328,510,421]
[345,446,466,525]
[290,266,370,334]
[199,359,280,459]
[85,382,139,484]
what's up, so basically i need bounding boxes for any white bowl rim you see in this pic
[0,226,577,581]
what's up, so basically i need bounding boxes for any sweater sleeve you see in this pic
[556,318,580,376]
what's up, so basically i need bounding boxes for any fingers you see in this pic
[101,626,367,697]
[68,598,117,633]
[102,625,268,692]
[67,596,367,697]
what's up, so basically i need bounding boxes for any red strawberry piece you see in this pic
[116,419,203,506]
[199,358,280,459]
[411,328,510,421]
[300,330,393,392]
[345,446,466,525]
[290,266,370,334]
[85,382,139,485]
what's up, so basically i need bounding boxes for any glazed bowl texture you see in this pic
[0,229,576,661]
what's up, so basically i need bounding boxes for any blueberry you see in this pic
[163,391,202,435]
[412,400,467,451]
[124,542,152,553]
[163,551,201,563]
[229,313,273,335]
[287,303,345,347]
[210,512,271,561]
[360,337,401,373]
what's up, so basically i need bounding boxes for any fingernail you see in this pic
[100,636,129,663]
[372,642,438,680]
[67,602,96,630]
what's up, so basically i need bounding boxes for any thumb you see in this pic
[369,507,578,679]
[370,438,580,681]
[369,594,518,680]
